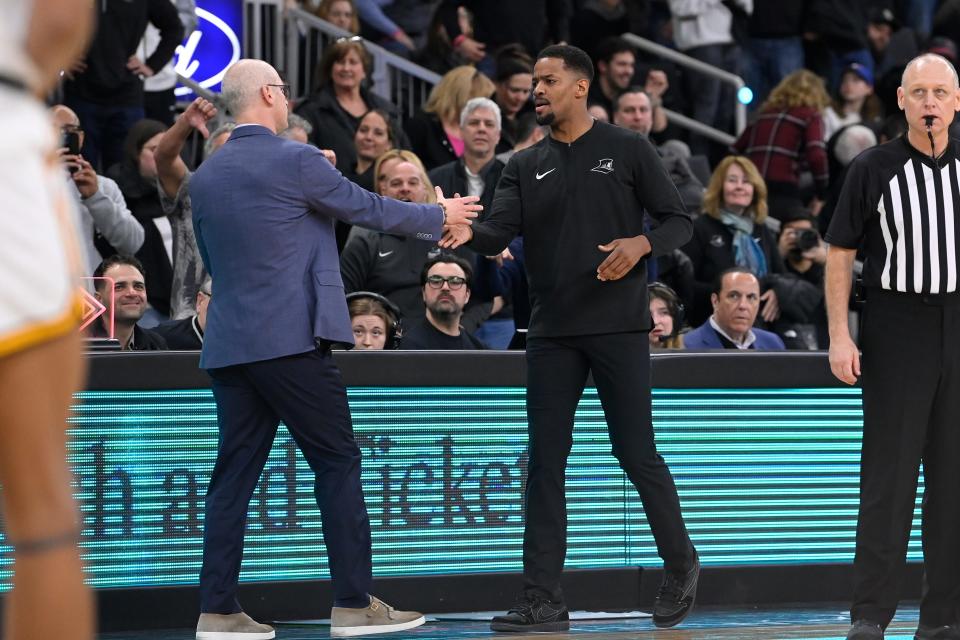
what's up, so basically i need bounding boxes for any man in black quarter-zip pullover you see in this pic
[441,44,699,633]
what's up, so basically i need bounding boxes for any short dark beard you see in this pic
[427,299,460,322]
[535,111,556,126]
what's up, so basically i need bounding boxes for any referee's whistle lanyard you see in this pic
[924,116,937,162]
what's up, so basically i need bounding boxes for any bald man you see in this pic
[50,104,145,274]
[826,53,960,640]
[189,59,482,639]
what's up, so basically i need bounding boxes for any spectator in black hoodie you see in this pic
[63,0,182,172]
[803,0,874,90]
[570,0,631,62]
[435,0,571,74]
[744,0,806,107]
[106,119,174,325]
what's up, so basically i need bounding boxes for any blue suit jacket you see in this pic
[683,321,786,350]
[190,125,443,369]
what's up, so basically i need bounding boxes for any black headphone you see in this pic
[346,291,402,349]
[648,282,685,338]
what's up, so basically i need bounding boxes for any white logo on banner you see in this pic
[174,7,241,97]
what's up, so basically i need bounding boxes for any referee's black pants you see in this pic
[853,289,960,628]
[521,332,695,601]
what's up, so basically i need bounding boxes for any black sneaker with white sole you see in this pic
[490,593,570,633]
[652,552,700,628]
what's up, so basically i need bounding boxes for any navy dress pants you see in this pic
[200,347,372,613]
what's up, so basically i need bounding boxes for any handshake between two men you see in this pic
[433,187,481,241]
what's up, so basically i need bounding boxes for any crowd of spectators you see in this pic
[62,0,960,351]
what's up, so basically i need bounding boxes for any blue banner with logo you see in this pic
[173,0,242,98]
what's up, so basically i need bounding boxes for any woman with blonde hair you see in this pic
[403,65,496,169]
[681,155,784,326]
[732,69,830,221]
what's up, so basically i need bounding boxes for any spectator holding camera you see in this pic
[776,212,828,348]
[50,105,145,275]
[779,214,827,283]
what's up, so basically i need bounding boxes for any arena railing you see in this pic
[243,0,440,125]
[621,32,746,146]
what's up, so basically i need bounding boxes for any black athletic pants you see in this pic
[522,332,695,601]
[853,289,960,628]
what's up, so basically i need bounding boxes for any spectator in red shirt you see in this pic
[732,69,831,222]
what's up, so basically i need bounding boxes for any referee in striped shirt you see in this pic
[826,53,960,640]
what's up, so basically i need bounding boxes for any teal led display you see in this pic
[0,387,924,590]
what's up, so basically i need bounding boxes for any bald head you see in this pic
[901,53,959,89]
[221,59,282,116]
[897,52,960,140]
[50,105,80,128]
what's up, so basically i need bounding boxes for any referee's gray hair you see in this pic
[900,53,960,88]
[460,97,502,131]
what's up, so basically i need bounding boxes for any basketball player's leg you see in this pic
[0,329,93,640]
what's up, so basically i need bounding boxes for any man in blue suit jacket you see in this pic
[683,268,786,350]
[189,59,481,640]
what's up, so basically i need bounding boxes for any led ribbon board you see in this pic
[0,387,923,590]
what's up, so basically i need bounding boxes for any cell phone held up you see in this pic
[61,130,81,174]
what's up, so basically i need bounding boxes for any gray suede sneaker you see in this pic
[196,612,275,639]
[330,596,426,637]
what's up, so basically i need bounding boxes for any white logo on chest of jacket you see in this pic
[378,250,394,258]
[535,168,556,180]
[591,158,614,174]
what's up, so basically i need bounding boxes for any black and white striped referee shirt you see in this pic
[826,136,960,294]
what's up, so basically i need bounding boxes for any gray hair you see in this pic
[901,53,960,88]
[204,122,236,157]
[834,124,877,167]
[280,113,314,137]
[460,97,502,131]
[220,59,280,115]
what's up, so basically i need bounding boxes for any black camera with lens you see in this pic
[789,228,820,259]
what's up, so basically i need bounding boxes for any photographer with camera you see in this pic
[775,212,829,348]
[50,104,145,275]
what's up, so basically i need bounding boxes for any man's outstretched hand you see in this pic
[182,97,218,138]
[440,224,473,249]
[435,186,482,227]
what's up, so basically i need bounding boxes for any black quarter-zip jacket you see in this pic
[469,120,693,338]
